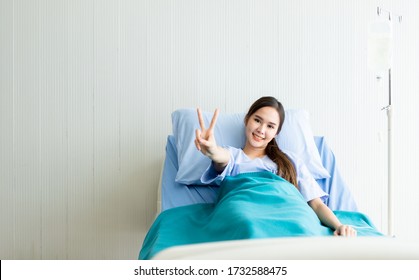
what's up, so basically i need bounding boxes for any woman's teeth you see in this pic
[253,133,264,140]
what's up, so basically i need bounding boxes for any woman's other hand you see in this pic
[334,224,357,237]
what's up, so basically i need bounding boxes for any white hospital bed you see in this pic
[142,109,419,260]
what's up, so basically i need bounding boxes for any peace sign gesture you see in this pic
[195,108,219,157]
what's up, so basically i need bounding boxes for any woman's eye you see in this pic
[254,118,261,123]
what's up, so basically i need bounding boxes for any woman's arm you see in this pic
[308,198,357,237]
[200,144,230,173]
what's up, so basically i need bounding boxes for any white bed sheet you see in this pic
[152,236,419,260]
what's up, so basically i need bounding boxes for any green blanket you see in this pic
[139,172,383,259]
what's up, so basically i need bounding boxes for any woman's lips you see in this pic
[252,133,264,141]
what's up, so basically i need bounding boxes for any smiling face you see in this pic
[242,106,280,158]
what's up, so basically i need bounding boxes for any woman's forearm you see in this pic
[308,198,342,230]
[209,146,231,173]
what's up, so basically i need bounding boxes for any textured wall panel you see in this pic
[0,0,15,258]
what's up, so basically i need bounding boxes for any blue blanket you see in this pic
[139,172,383,260]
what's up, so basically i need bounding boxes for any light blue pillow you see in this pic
[172,108,330,185]
[276,109,331,179]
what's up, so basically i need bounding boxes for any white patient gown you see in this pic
[201,146,328,202]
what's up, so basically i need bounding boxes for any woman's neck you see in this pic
[242,145,266,159]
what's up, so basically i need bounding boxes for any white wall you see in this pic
[1,0,418,259]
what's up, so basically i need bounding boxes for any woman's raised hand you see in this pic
[195,108,219,157]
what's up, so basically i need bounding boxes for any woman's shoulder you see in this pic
[223,145,243,156]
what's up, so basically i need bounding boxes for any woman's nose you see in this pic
[257,124,266,133]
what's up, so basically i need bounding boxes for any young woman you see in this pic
[195,96,356,237]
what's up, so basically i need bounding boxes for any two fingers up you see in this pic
[195,108,219,155]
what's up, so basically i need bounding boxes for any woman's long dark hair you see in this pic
[244,96,298,189]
